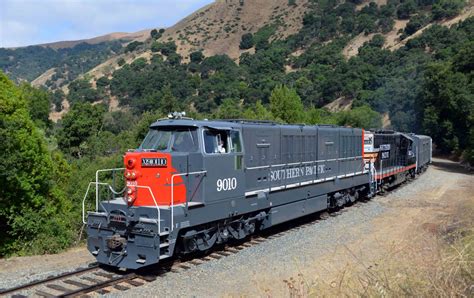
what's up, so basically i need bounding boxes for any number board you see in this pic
[141,158,167,167]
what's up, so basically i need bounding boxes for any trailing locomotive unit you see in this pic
[85,117,370,269]
[363,130,432,190]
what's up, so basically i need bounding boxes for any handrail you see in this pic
[171,170,207,232]
[95,168,125,210]
[82,181,161,232]
[135,185,161,233]
[82,181,111,224]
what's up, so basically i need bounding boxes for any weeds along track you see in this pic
[0,179,415,297]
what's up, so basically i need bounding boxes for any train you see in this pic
[84,114,432,269]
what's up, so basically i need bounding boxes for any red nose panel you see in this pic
[123,152,186,206]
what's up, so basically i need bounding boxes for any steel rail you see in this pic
[62,272,141,297]
[0,264,99,295]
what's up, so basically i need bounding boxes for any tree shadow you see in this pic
[431,158,473,175]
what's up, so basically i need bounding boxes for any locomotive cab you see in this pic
[123,125,201,207]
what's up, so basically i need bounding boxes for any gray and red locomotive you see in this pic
[84,116,432,269]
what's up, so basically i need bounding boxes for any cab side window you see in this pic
[230,130,242,153]
[204,130,229,154]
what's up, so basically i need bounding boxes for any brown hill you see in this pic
[36,30,151,49]
[160,0,309,61]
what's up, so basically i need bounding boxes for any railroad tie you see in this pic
[95,288,110,295]
[178,263,192,270]
[188,259,204,266]
[35,290,56,298]
[138,275,157,282]
[124,279,144,287]
[80,276,99,283]
[46,284,74,292]
[94,271,115,279]
[216,251,231,256]
[113,284,130,291]
[63,279,91,288]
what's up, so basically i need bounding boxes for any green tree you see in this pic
[337,105,382,129]
[19,83,51,128]
[432,0,465,20]
[190,51,204,63]
[160,84,179,113]
[57,103,106,157]
[117,57,126,66]
[215,98,243,119]
[160,42,177,56]
[151,41,161,53]
[420,62,473,158]
[239,33,254,50]
[0,72,73,255]
[242,100,274,120]
[125,41,143,52]
[68,79,99,103]
[397,0,416,19]
[150,29,162,39]
[269,85,304,123]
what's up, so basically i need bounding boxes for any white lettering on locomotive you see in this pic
[270,164,326,182]
[217,177,237,192]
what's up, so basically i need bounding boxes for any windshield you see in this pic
[140,128,199,152]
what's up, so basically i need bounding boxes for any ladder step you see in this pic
[159,254,171,260]
[159,242,169,248]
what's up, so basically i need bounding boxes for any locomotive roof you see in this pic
[150,119,358,130]
[150,119,242,129]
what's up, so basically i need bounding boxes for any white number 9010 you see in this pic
[217,178,237,192]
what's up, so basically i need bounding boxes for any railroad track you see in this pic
[1,180,414,297]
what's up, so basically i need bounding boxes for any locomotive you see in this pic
[84,115,431,269]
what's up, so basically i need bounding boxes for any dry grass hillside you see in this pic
[67,0,309,89]
[159,0,309,62]
[343,2,474,59]
[37,30,151,49]
[82,0,311,84]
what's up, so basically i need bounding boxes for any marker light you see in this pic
[124,170,138,180]
[127,158,136,169]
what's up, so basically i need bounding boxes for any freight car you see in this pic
[411,134,432,173]
[83,115,431,269]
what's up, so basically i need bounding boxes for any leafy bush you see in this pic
[57,103,106,157]
[190,51,204,63]
[125,41,143,52]
[270,85,304,123]
[432,0,465,20]
[0,72,74,256]
[240,33,255,50]
[68,79,99,103]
